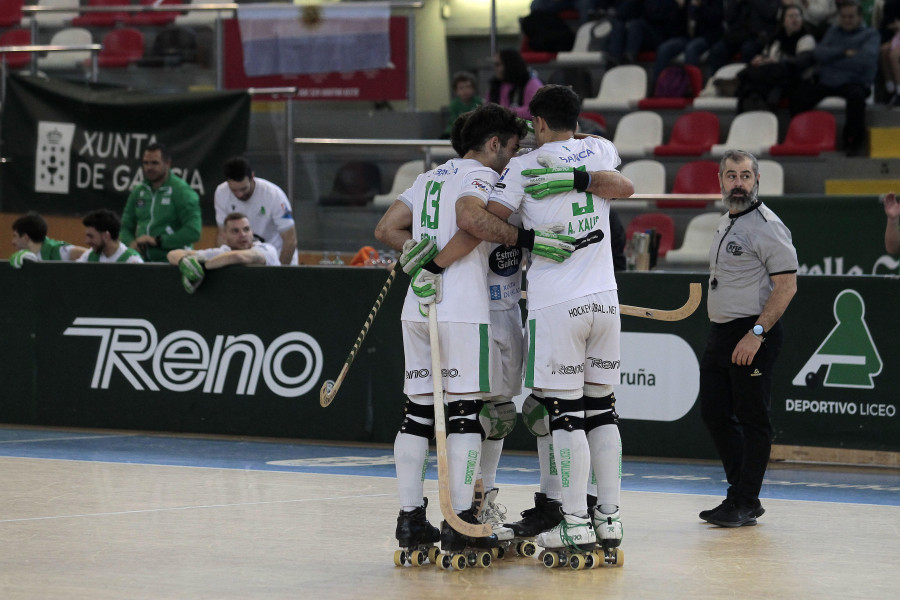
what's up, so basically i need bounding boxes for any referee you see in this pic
[698,150,798,527]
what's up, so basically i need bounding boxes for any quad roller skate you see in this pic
[504,492,562,558]
[477,488,515,559]
[590,506,625,567]
[437,507,501,570]
[535,512,599,570]
[393,499,441,567]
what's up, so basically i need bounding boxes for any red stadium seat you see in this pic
[71,0,129,28]
[97,28,145,68]
[638,65,703,109]
[0,28,31,70]
[519,35,557,64]
[124,0,183,27]
[654,111,720,156]
[659,160,721,208]
[627,212,676,257]
[769,110,836,156]
[0,0,23,28]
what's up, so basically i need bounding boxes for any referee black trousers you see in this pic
[699,317,784,507]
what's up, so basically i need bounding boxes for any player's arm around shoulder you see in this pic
[374,199,414,252]
[587,170,635,199]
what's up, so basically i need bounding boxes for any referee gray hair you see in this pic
[719,150,758,176]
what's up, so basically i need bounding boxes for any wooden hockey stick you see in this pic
[428,305,493,538]
[619,282,702,321]
[319,264,399,407]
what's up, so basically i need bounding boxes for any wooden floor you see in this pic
[1,447,898,600]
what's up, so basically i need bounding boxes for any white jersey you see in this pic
[214,177,296,262]
[76,241,144,264]
[399,157,498,324]
[487,211,523,312]
[490,137,621,310]
[194,241,280,266]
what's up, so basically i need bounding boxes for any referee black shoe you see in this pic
[705,501,764,527]
[700,499,765,523]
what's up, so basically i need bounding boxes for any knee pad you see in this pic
[446,398,486,439]
[585,393,619,431]
[481,399,517,440]
[522,394,549,437]
[400,395,435,439]
[542,394,585,433]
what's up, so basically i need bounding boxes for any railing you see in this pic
[0,43,101,101]
[292,138,454,174]
[250,87,297,200]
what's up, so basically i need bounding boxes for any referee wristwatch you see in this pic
[750,324,766,341]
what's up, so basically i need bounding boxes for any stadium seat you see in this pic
[654,111,720,156]
[627,212,676,257]
[582,65,647,111]
[0,0,23,28]
[620,159,666,194]
[0,29,32,70]
[96,28,144,68]
[664,212,723,264]
[175,0,224,27]
[137,25,198,67]
[710,110,779,157]
[125,0,183,27]
[660,160,721,208]
[769,110,836,156]
[692,63,746,110]
[757,159,785,195]
[554,19,611,67]
[611,111,663,158]
[519,35,557,64]
[638,65,703,109]
[373,160,434,208]
[38,28,93,70]
[33,0,80,29]
[71,0,129,28]
[320,161,382,206]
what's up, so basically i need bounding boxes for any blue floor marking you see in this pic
[1,428,898,507]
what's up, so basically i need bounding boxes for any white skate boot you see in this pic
[535,513,597,570]
[478,488,515,543]
[591,507,624,567]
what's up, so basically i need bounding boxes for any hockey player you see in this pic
[374,104,575,563]
[483,85,634,562]
[10,212,86,266]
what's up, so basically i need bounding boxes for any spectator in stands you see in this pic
[789,0,879,156]
[883,192,900,254]
[169,212,280,294]
[121,142,202,262]
[214,156,298,265]
[878,0,900,106]
[801,0,838,40]
[605,0,688,66]
[9,212,86,267]
[443,72,483,138]
[652,0,725,83]
[77,209,144,264]
[736,3,816,112]
[488,49,544,119]
[706,0,782,75]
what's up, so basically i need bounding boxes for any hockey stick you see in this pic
[619,282,702,321]
[428,305,493,538]
[319,264,399,407]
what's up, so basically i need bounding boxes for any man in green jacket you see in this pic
[121,142,202,262]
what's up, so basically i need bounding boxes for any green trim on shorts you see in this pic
[525,318,536,388]
[479,323,490,392]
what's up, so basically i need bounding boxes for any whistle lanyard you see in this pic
[710,217,737,291]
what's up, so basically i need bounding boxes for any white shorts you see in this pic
[489,305,524,399]
[524,290,621,390]
[402,320,495,396]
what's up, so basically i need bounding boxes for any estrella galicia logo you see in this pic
[792,289,882,389]
[489,245,521,277]
[726,241,743,256]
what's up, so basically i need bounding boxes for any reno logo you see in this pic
[63,318,323,398]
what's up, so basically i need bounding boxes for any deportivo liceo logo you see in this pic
[63,318,323,398]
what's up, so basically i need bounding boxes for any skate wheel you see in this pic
[409,550,425,567]
[393,549,407,567]
[475,551,492,568]
[452,554,467,571]
[427,546,441,564]
[542,551,559,568]
[439,554,453,570]
[583,552,595,569]
[608,547,624,566]
[569,554,585,570]
[495,546,505,560]
[520,541,537,557]
[490,547,499,560]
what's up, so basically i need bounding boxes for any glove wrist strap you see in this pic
[573,169,591,193]
[422,259,444,274]
[516,228,535,250]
